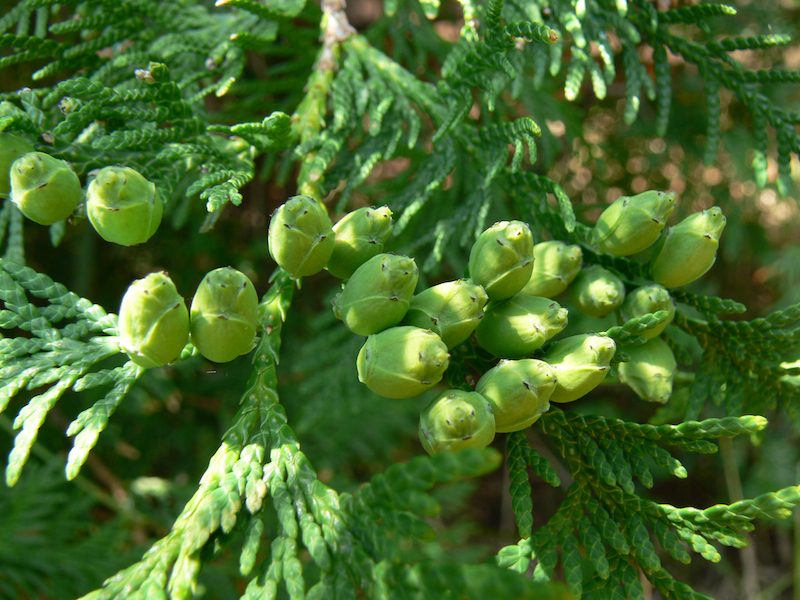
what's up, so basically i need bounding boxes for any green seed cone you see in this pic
[268,195,335,278]
[333,253,419,336]
[569,265,626,318]
[617,337,676,403]
[649,207,726,288]
[190,267,259,363]
[592,190,676,256]
[519,241,583,297]
[401,279,488,349]
[543,334,616,403]
[475,359,557,433]
[0,133,34,198]
[468,220,534,301]
[87,166,162,246]
[419,389,496,456]
[356,326,450,399]
[327,206,394,279]
[119,272,190,368]
[476,295,568,359]
[10,152,82,225]
[618,284,676,339]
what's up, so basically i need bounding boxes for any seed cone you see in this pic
[268,195,335,277]
[119,272,190,368]
[475,359,557,432]
[592,190,676,256]
[190,267,259,363]
[402,279,488,349]
[419,389,496,456]
[476,295,568,358]
[618,336,676,403]
[87,166,162,246]
[0,133,34,198]
[10,152,82,225]
[543,334,616,403]
[468,220,534,301]
[357,326,450,399]
[649,207,726,288]
[519,241,583,297]
[327,206,394,279]
[569,265,626,319]
[618,284,676,339]
[333,253,419,336]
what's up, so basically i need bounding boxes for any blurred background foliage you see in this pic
[1,0,800,598]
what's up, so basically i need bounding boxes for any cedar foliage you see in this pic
[1,0,800,598]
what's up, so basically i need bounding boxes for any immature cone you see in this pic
[10,152,82,225]
[190,267,259,363]
[649,207,726,288]
[401,279,488,349]
[592,190,676,256]
[476,295,568,358]
[419,389,496,456]
[543,334,616,403]
[333,253,418,336]
[118,272,190,368]
[618,284,676,339]
[569,265,626,318]
[356,326,449,399]
[268,195,335,278]
[475,359,557,432]
[87,166,162,246]
[327,206,393,279]
[519,241,583,297]
[618,336,677,403]
[468,220,534,301]
[0,133,34,198]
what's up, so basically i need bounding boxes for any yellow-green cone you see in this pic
[356,326,449,399]
[649,207,726,288]
[569,265,626,318]
[476,295,568,358]
[519,241,583,297]
[87,166,162,246]
[10,152,82,225]
[0,133,34,198]
[617,284,676,339]
[333,253,419,336]
[592,190,676,256]
[468,220,534,301]
[401,279,488,349]
[419,389,496,456]
[618,336,676,403]
[543,334,616,403]
[118,272,190,368]
[190,267,259,363]
[268,195,335,278]
[475,359,557,432]
[327,206,393,279]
